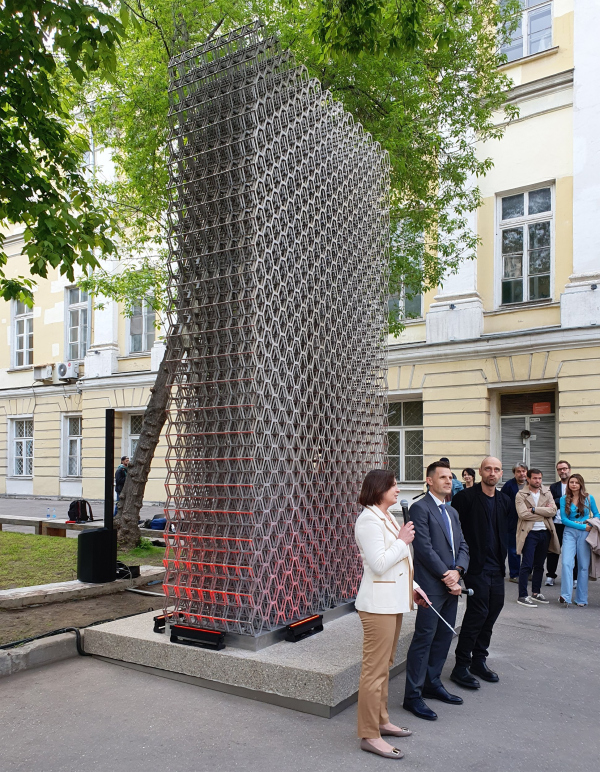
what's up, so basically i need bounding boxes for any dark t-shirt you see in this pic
[482,492,503,572]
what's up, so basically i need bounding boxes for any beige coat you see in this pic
[515,485,560,555]
[354,505,418,614]
[586,517,600,580]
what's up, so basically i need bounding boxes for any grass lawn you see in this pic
[0,532,165,590]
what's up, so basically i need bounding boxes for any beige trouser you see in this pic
[357,610,403,739]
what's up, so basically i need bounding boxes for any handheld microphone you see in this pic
[461,588,474,596]
[400,499,409,524]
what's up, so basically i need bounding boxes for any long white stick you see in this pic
[422,598,458,637]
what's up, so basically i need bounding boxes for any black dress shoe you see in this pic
[470,662,499,683]
[402,698,438,721]
[422,685,464,705]
[450,666,481,690]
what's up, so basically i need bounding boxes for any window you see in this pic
[12,419,33,476]
[67,288,89,360]
[14,300,33,367]
[387,401,423,482]
[65,416,82,476]
[130,301,155,353]
[499,186,552,305]
[388,290,423,320]
[129,414,144,457]
[502,1,553,63]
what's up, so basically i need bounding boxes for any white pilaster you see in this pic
[426,209,484,343]
[561,0,600,328]
[83,296,119,378]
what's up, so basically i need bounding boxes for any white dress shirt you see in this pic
[428,491,455,557]
[531,490,546,530]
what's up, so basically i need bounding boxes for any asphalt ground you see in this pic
[0,575,597,772]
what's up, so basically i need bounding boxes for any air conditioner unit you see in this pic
[33,365,53,382]
[57,361,80,381]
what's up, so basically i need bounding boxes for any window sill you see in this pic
[485,300,558,316]
[59,477,82,482]
[499,46,559,71]
[118,352,151,360]
[6,476,33,480]
[7,366,34,373]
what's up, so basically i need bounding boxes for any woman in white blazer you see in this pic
[355,469,429,760]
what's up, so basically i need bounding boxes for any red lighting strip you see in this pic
[289,614,320,628]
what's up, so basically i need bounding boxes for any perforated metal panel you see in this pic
[163,22,390,637]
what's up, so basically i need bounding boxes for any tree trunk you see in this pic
[115,350,170,550]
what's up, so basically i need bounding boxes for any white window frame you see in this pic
[495,182,555,309]
[501,1,553,63]
[62,414,83,478]
[389,289,423,321]
[387,401,424,483]
[65,287,90,362]
[9,416,34,478]
[13,300,34,368]
[128,300,156,354]
[128,413,144,458]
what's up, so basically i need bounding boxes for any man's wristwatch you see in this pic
[456,566,465,578]
[532,507,536,514]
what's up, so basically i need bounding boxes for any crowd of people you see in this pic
[353,456,599,760]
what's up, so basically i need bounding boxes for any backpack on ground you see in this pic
[67,499,94,523]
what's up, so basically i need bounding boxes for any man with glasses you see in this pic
[545,460,577,587]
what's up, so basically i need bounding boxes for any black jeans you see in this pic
[519,530,551,598]
[404,594,458,702]
[455,570,505,668]
[546,523,577,579]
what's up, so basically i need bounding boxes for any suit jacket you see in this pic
[409,493,469,597]
[452,483,510,577]
[354,505,417,614]
[515,485,560,554]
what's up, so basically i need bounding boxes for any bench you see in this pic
[0,515,44,535]
[0,515,164,543]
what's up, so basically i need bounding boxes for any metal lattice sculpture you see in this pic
[163,21,390,637]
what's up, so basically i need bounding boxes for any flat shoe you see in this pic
[379,726,412,737]
[360,739,404,759]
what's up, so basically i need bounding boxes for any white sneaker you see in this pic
[573,580,578,588]
[545,577,554,587]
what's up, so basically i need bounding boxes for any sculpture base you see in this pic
[84,604,465,717]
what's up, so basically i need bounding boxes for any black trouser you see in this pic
[454,570,505,668]
[546,523,577,579]
[404,593,458,702]
[519,530,551,598]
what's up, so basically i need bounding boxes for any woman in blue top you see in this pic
[559,474,599,607]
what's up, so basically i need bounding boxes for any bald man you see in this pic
[449,457,511,689]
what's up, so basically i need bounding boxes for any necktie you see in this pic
[439,504,455,567]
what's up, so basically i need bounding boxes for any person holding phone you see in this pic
[354,469,429,760]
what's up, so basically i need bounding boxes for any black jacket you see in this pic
[550,480,564,509]
[115,464,127,495]
[452,483,510,577]
[409,493,469,597]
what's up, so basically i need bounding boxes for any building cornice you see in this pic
[388,325,600,366]
[504,68,574,105]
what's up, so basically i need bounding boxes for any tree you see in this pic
[77,0,519,547]
[0,0,129,303]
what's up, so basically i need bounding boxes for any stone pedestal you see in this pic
[426,291,484,344]
[561,273,600,329]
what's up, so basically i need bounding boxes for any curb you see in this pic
[0,632,80,679]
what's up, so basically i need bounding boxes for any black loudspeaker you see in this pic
[77,528,117,583]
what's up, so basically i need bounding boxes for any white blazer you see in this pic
[354,505,417,614]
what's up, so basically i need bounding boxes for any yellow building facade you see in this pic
[388,0,600,502]
[0,1,598,508]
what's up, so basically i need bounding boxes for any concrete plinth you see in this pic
[85,603,466,717]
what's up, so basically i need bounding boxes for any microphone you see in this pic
[400,499,409,524]
[461,588,474,596]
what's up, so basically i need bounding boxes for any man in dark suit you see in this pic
[545,460,575,586]
[403,461,469,721]
[451,457,510,689]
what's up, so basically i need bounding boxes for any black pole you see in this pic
[104,408,115,529]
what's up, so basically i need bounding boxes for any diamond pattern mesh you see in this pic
[163,22,390,637]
